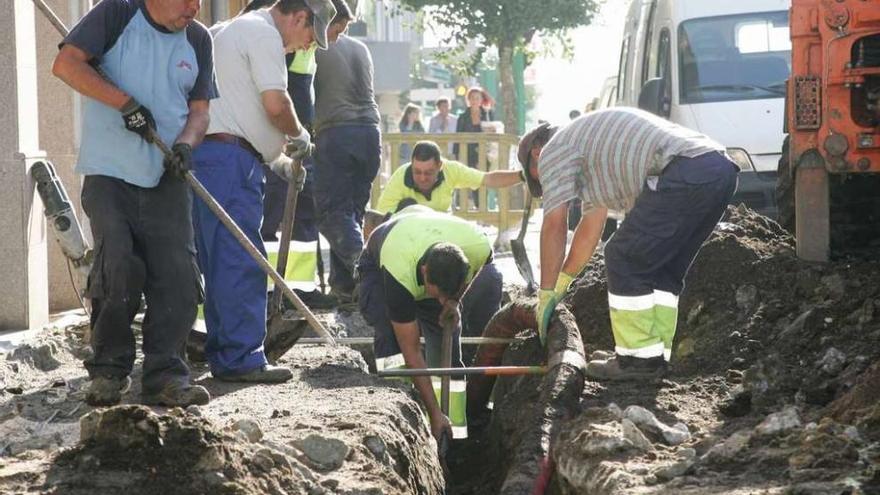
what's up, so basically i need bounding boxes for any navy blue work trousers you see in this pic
[313,125,381,294]
[192,141,269,376]
[605,151,739,297]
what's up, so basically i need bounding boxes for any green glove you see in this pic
[536,272,576,345]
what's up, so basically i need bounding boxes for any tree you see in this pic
[397,0,600,133]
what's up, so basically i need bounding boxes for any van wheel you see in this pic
[776,136,796,235]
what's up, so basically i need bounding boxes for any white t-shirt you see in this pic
[207,10,287,162]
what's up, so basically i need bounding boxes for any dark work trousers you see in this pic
[260,157,318,243]
[358,248,502,367]
[81,173,200,393]
[313,125,381,294]
[191,141,269,376]
[605,152,739,298]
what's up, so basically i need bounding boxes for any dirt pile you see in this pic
[49,405,318,495]
[452,205,880,494]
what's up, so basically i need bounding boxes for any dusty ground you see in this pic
[3,206,880,494]
[0,311,444,495]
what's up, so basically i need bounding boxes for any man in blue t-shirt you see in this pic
[53,0,217,407]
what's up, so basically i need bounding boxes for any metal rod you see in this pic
[439,321,453,416]
[296,336,519,346]
[377,366,547,378]
[270,163,302,314]
[33,0,335,346]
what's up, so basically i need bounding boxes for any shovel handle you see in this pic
[517,193,533,242]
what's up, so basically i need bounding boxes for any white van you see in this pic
[616,0,791,216]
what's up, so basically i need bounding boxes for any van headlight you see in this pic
[726,148,755,171]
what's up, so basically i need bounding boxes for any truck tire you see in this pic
[776,136,796,235]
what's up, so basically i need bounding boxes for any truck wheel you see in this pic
[776,136,796,235]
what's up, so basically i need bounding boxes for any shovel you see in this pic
[510,193,536,294]
[266,164,310,364]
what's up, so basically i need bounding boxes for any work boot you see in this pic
[585,355,667,382]
[85,376,131,407]
[142,382,210,407]
[214,365,293,384]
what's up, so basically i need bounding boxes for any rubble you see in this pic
[623,405,691,446]
[755,406,802,437]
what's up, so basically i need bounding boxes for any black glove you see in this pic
[164,143,193,179]
[120,97,157,142]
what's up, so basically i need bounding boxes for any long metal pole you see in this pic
[34,0,335,346]
[296,336,519,346]
[377,366,546,378]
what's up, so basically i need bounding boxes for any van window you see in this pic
[678,11,790,104]
[617,36,631,101]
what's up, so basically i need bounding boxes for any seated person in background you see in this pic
[376,141,525,215]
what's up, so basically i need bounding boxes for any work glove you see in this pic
[429,411,454,446]
[163,143,192,179]
[120,97,157,142]
[536,271,575,346]
[285,127,313,161]
[268,154,306,190]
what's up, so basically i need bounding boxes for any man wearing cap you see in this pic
[375,140,526,215]
[519,108,739,380]
[357,205,496,442]
[191,0,336,383]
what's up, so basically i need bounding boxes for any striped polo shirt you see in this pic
[538,107,724,214]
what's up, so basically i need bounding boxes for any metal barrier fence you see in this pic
[375,132,532,248]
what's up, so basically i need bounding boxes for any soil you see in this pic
[0,313,444,495]
[449,205,880,494]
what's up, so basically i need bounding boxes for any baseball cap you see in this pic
[517,122,557,198]
[304,0,337,49]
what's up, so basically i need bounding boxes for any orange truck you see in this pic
[780,0,880,261]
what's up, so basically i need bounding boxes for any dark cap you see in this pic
[304,0,337,49]
[517,122,557,198]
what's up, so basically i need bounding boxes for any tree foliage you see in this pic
[397,0,600,56]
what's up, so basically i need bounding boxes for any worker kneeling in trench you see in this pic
[357,205,502,443]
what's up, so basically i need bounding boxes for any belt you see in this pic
[204,133,264,163]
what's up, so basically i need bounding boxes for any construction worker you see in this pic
[358,205,502,442]
[519,108,739,380]
[191,0,335,383]
[312,20,381,303]
[52,0,216,406]
[375,141,526,215]
[262,0,354,309]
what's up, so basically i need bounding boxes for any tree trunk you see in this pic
[498,41,518,135]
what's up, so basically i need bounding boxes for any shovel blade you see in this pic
[265,312,308,364]
[510,238,536,293]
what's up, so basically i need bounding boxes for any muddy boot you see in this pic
[142,382,210,407]
[585,355,667,382]
[265,313,308,364]
[215,365,293,384]
[86,376,131,407]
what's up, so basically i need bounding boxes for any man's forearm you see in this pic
[540,204,569,289]
[268,104,301,136]
[482,170,523,188]
[561,207,607,277]
[262,90,302,137]
[175,103,210,148]
[53,49,129,110]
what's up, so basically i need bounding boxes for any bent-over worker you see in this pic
[357,206,502,441]
[519,108,739,381]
